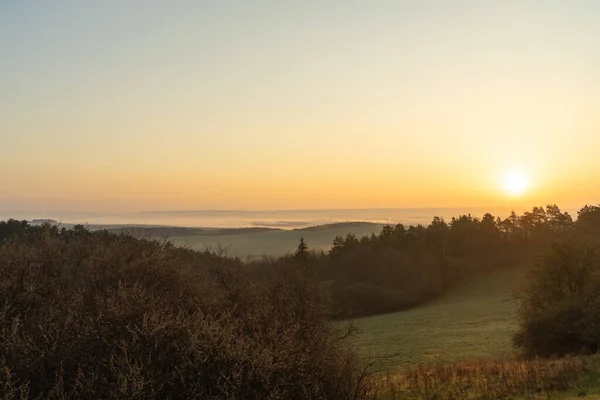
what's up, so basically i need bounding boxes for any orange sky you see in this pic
[2,1,599,212]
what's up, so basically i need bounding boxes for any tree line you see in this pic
[264,205,599,318]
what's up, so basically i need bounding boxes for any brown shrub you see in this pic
[0,226,372,399]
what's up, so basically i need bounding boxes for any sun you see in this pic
[503,170,530,196]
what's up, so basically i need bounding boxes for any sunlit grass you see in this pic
[348,265,528,370]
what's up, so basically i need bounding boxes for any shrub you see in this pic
[0,225,371,399]
[513,240,600,358]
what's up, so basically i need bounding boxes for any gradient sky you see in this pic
[2,1,599,212]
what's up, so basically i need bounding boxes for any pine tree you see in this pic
[294,237,309,264]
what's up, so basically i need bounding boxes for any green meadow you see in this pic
[349,264,528,371]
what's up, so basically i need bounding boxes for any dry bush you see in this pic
[375,357,594,400]
[0,225,372,399]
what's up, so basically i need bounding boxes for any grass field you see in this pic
[349,264,529,371]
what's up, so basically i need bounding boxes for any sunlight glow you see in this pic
[503,170,530,197]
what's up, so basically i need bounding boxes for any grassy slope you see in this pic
[349,264,529,371]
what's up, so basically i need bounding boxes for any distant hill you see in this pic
[294,221,381,232]
[89,221,385,259]
[29,219,59,225]
[103,226,282,237]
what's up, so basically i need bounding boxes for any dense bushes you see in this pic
[0,225,371,399]
[514,240,600,358]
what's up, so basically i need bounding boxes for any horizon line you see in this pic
[135,205,549,214]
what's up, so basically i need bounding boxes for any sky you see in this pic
[1,0,599,213]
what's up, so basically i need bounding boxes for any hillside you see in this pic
[349,264,529,371]
[97,222,386,259]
